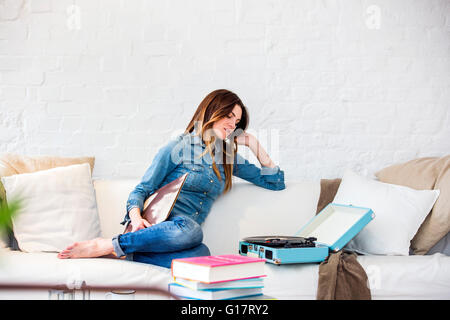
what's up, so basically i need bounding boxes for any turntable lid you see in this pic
[294,203,374,251]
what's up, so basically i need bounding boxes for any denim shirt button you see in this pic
[210,180,213,183]
[195,211,199,215]
[200,201,202,205]
[204,191,207,194]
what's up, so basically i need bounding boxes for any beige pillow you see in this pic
[376,155,450,255]
[0,153,95,177]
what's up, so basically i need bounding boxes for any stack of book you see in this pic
[169,254,266,300]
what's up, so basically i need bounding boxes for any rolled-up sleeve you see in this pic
[232,153,285,191]
[121,138,182,225]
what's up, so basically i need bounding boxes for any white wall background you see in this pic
[0,0,449,182]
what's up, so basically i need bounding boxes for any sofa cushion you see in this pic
[1,164,101,252]
[93,179,140,238]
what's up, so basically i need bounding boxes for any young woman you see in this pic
[57,89,285,268]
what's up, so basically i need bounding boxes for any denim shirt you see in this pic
[121,132,285,226]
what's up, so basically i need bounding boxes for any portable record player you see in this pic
[239,203,375,265]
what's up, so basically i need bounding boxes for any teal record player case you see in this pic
[239,203,375,265]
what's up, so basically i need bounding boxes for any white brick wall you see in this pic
[0,0,449,182]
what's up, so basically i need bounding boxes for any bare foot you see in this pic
[57,238,114,259]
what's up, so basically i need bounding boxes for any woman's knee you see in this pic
[171,216,203,247]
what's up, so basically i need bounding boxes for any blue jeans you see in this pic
[112,214,210,269]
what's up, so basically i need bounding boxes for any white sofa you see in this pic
[0,178,449,300]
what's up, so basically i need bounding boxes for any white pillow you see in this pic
[1,163,101,253]
[333,169,440,256]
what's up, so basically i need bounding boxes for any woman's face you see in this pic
[212,104,243,140]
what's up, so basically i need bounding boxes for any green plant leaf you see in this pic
[0,198,22,230]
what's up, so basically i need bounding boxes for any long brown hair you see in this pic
[185,89,249,194]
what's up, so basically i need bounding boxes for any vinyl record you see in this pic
[242,236,316,248]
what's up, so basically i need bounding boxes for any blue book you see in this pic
[173,276,264,291]
[168,283,263,300]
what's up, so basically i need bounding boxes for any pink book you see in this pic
[171,254,266,284]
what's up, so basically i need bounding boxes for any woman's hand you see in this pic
[235,132,276,168]
[129,207,152,232]
[235,132,255,147]
[130,217,152,232]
